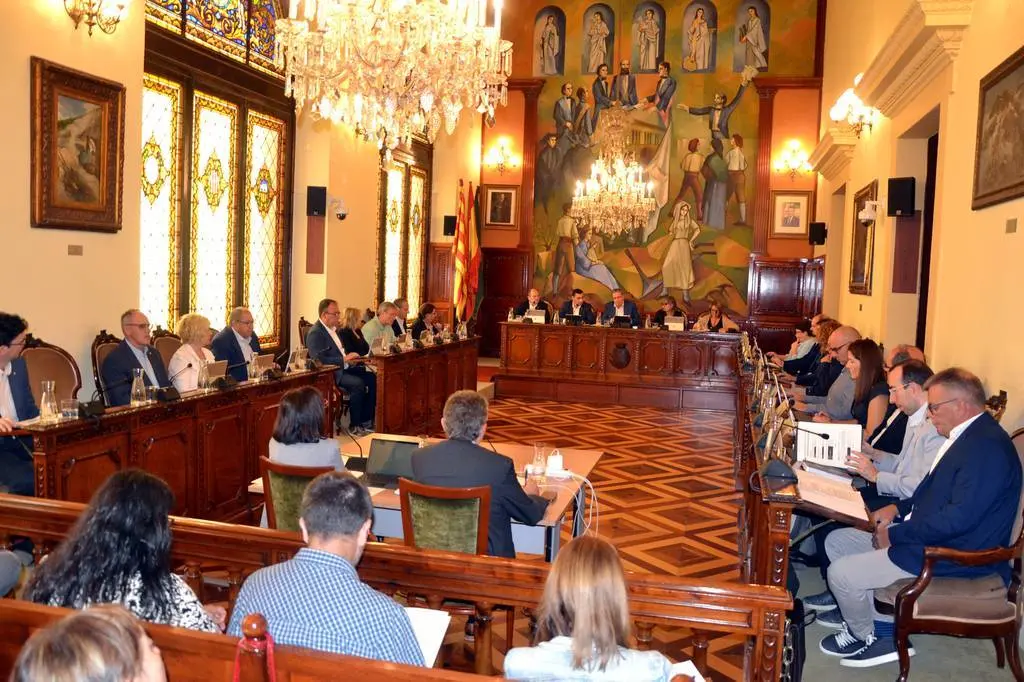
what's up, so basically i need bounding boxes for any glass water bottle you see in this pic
[130,369,148,407]
[39,381,58,424]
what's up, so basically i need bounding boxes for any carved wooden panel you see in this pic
[710,344,739,378]
[426,353,447,427]
[426,243,454,303]
[676,344,703,376]
[748,259,804,317]
[638,339,671,374]
[406,365,428,428]
[478,248,531,356]
[604,334,638,375]
[380,369,409,434]
[200,407,247,519]
[506,330,536,368]
[55,437,126,504]
[574,335,601,371]
[539,334,567,369]
[134,420,194,516]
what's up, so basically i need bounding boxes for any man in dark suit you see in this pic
[644,61,677,119]
[558,288,596,325]
[101,309,171,407]
[210,306,262,382]
[601,288,640,327]
[590,63,613,129]
[0,312,39,495]
[391,298,410,338]
[305,298,376,436]
[819,368,1022,667]
[610,60,638,109]
[513,289,551,323]
[412,391,552,560]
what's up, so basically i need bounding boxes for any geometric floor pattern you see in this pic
[476,397,747,680]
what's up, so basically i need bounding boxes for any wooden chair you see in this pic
[298,317,313,347]
[259,457,333,532]
[21,334,82,404]
[90,330,122,405]
[986,390,1008,423]
[873,427,1024,682]
[151,326,182,370]
[397,478,515,658]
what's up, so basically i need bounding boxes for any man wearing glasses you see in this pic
[0,312,38,495]
[791,325,859,420]
[817,368,1020,668]
[101,309,171,407]
[212,306,263,382]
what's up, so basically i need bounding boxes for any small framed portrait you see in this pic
[484,185,518,228]
[31,57,126,233]
[770,190,813,238]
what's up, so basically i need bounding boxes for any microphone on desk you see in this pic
[154,362,192,403]
[166,363,193,385]
[80,374,138,418]
[783,419,831,440]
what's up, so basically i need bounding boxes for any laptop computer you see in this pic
[524,310,547,324]
[611,315,633,328]
[664,315,687,331]
[204,360,228,380]
[351,437,420,489]
[253,353,276,373]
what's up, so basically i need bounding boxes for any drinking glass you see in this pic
[60,399,79,420]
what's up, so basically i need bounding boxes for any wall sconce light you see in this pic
[65,0,127,36]
[773,139,812,180]
[828,73,877,138]
[484,137,521,175]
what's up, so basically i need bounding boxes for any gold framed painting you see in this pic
[972,45,1024,210]
[849,180,878,296]
[770,190,814,238]
[31,57,126,233]
[483,184,518,228]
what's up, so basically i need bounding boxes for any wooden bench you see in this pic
[0,601,480,681]
[0,494,792,680]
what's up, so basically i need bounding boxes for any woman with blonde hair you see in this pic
[504,535,692,681]
[167,313,215,393]
[13,605,166,682]
[339,306,370,357]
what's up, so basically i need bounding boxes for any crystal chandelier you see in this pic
[570,109,656,237]
[275,0,513,155]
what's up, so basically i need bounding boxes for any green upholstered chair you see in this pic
[259,457,333,532]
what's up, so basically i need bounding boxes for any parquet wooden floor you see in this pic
[464,397,747,680]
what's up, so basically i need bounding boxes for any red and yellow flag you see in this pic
[452,180,471,322]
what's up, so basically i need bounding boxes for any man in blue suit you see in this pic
[305,298,377,436]
[591,64,614,129]
[679,77,751,141]
[101,309,171,407]
[0,312,39,495]
[644,61,677,119]
[211,306,262,382]
[601,289,641,327]
[558,289,596,325]
[819,368,1022,668]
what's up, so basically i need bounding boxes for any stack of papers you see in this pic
[796,467,868,522]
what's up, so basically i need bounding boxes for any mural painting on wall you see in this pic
[534,7,567,76]
[530,0,815,318]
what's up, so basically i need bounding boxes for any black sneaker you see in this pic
[803,590,837,612]
[815,607,844,630]
[819,625,871,658]
[840,635,914,668]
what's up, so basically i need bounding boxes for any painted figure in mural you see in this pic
[672,138,706,221]
[575,226,621,292]
[586,11,611,75]
[701,138,730,229]
[686,8,712,72]
[553,203,579,292]
[636,8,661,72]
[725,134,748,225]
[643,62,677,127]
[662,201,702,302]
[554,82,576,143]
[739,6,768,70]
[540,14,561,76]
[571,87,595,148]
[591,64,614,129]
[678,71,753,140]
[611,60,639,109]
[536,134,562,206]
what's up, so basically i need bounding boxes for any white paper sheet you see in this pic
[796,467,869,522]
[404,607,451,666]
[670,660,706,682]
[794,421,862,471]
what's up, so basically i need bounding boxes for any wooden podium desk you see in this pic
[494,323,741,412]
[367,337,479,435]
[17,368,338,523]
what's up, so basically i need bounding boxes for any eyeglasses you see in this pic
[928,398,958,413]
[237,320,254,326]
[827,341,850,354]
[888,382,910,394]
[125,323,151,330]
[324,311,340,318]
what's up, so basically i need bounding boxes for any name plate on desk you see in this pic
[665,316,687,331]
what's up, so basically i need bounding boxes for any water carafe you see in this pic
[130,368,148,407]
[39,380,58,424]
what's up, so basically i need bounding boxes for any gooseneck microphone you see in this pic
[783,419,831,439]
[166,363,193,385]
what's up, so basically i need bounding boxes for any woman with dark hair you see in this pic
[23,471,220,633]
[768,319,819,374]
[814,339,888,435]
[411,303,442,341]
[270,386,343,470]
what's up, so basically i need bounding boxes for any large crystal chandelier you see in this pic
[275,0,512,155]
[570,108,656,237]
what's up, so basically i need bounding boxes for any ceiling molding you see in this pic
[809,127,859,183]
[855,0,974,118]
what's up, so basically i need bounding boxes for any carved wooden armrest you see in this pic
[922,544,1016,568]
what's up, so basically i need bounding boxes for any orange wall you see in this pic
[481,90,527,249]
[767,88,819,258]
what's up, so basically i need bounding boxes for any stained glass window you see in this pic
[383,165,408,305]
[139,75,183,332]
[376,146,431,310]
[406,170,427,312]
[244,111,286,347]
[146,0,281,75]
[190,91,239,327]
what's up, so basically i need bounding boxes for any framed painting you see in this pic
[849,180,878,296]
[972,45,1024,210]
[484,185,518,228]
[770,190,814,238]
[31,57,126,233]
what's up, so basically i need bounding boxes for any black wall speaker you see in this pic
[306,186,327,217]
[887,177,916,216]
[443,215,457,236]
[808,222,827,246]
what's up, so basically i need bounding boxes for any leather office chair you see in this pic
[21,334,82,404]
[91,330,122,406]
[151,326,182,371]
[873,427,1024,682]
[397,478,516,658]
[259,457,333,532]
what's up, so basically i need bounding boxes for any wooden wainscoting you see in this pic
[478,247,532,356]
[744,255,824,354]
[426,242,454,326]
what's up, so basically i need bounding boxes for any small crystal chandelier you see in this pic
[275,0,513,156]
[570,109,656,237]
[65,0,127,36]
[773,139,812,180]
[829,73,877,138]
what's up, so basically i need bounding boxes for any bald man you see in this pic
[513,289,552,323]
[884,344,925,371]
[792,325,860,421]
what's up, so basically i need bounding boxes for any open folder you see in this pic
[795,466,869,523]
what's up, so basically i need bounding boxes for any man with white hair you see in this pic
[361,302,398,350]
[211,306,262,382]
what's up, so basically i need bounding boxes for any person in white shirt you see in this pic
[168,313,215,393]
[725,134,748,225]
[0,312,38,495]
[504,535,694,681]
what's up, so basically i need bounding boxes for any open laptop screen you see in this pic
[366,438,419,478]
